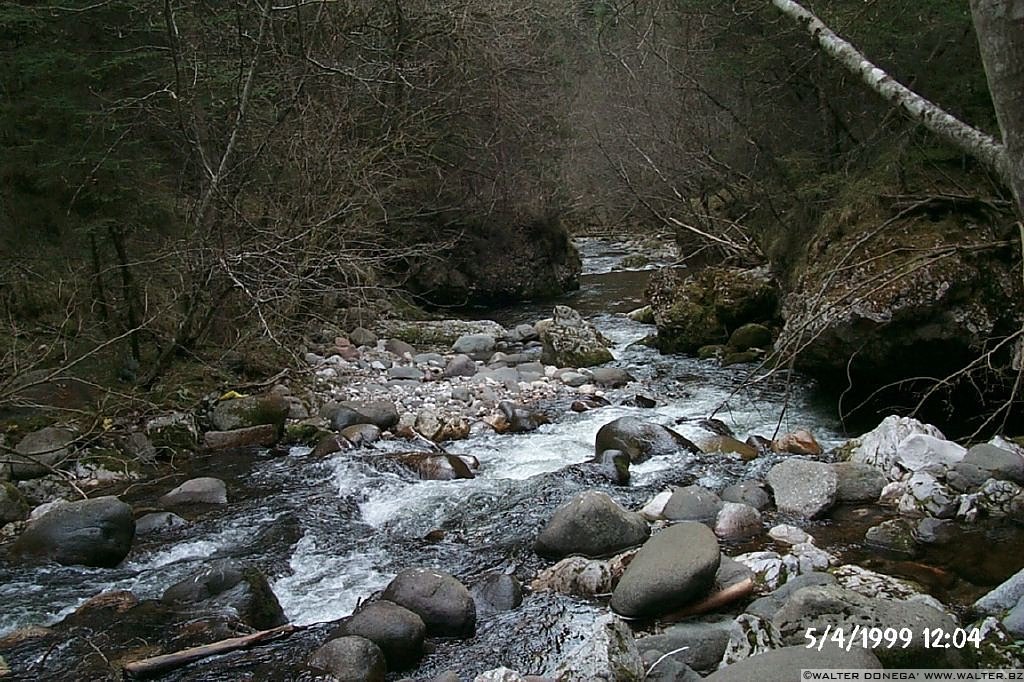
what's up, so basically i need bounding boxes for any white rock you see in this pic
[895,434,966,477]
[553,613,644,682]
[474,668,527,682]
[714,502,763,540]
[898,472,959,518]
[788,542,834,573]
[768,524,813,546]
[846,415,944,475]
[29,498,70,521]
[733,551,788,592]
[879,481,908,506]
[640,490,673,521]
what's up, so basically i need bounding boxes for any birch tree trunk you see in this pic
[771,0,1017,213]
[969,0,1024,213]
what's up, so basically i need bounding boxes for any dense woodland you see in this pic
[1,0,1020,425]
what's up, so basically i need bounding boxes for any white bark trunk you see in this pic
[969,0,1024,214]
[771,0,1012,190]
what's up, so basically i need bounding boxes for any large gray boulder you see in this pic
[14,496,134,567]
[12,426,75,480]
[662,485,723,523]
[975,567,1024,616]
[832,462,886,503]
[336,600,425,670]
[162,560,286,630]
[767,459,838,518]
[308,636,386,682]
[534,490,650,559]
[539,305,613,368]
[595,416,699,464]
[610,522,721,618]
[704,644,881,682]
[381,568,476,638]
[452,333,496,360]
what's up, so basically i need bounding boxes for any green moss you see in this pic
[283,423,325,446]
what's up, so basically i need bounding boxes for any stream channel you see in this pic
[2,237,1022,679]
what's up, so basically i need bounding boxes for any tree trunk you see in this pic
[771,0,1012,198]
[969,0,1024,214]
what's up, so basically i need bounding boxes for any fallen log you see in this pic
[122,623,298,678]
[658,577,755,624]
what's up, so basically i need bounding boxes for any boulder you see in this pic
[145,411,199,453]
[203,424,278,450]
[727,323,773,352]
[832,462,886,502]
[134,511,187,535]
[771,429,823,456]
[162,560,286,630]
[714,502,763,540]
[312,433,353,457]
[844,416,945,476]
[349,327,378,347]
[662,485,723,523]
[210,393,288,433]
[864,519,919,556]
[767,524,813,546]
[499,401,550,433]
[345,400,400,431]
[595,416,699,464]
[610,522,721,618]
[975,567,1024,616]
[589,367,633,388]
[553,613,644,682]
[336,600,425,670]
[767,459,837,518]
[452,334,496,360]
[340,423,382,447]
[636,618,735,675]
[895,434,967,476]
[14,496,134,567]
[471,574,523,615]
[444,354,478,378]
[704,644,881,682]
[385,338,416,358]
[534,490,650,559]
[308,636,386,682]
[387,453,474,481]
[646,266,779,354]
[898,472,959,518]
[962,443,1024,484]
[720,481,772,510]
[593,449,632,486]
[12,426,75,480]
[700,436,758,461]
[159,477,228,506]
[381,568,476,638]
[539,306,613,368]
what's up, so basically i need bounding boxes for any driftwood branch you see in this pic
[122,623,297,678]
[771,0,1011,186]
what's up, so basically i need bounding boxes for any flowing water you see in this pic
[2,237,1022,679]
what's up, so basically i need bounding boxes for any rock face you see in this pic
[534,491,650,559]
[381,568,476,638]
[610,522,721,618]
[595,416,699,464]
[767,459,838,518]
[774,207,1022,421]
[14,496,135,567]
[308,636,386,682]
[12,427,75,480]
[646,266,779,354]
[553,613,645,682]
[162,560,287,630]
[336,600,425,670]
[539,306,613,367]
[844,416,945,476]
[403,215,581,306]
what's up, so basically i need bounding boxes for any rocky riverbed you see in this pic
[2,237,1024,681]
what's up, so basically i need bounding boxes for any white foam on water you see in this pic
[272,536,391,626]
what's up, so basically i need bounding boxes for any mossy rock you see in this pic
[146,412,199,454]
[728,323,772,352]
[620,254,650,269]
[211,393,288,434]
[722,350,763,366]
[697,344,727,359]
[1,481,30,523]
[283,423,328,446]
